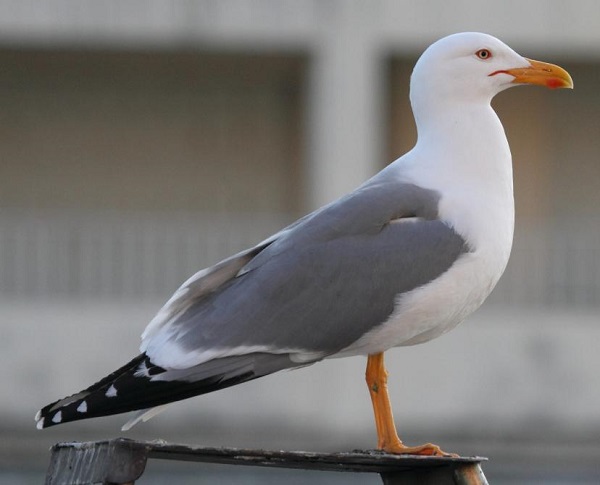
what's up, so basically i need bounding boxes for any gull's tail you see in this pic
[35,352,295,430]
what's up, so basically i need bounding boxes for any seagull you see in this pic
[36,32,572,456]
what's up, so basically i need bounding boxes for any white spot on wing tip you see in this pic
[51,411,62,424]
[134,361,150,378]
[34,410,41,421]
[105,385,117,398]
[77,401,88,413]
[36,418,44,430]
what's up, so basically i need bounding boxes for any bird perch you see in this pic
[45,438,488,484]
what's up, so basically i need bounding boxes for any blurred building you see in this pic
[1,1,599,482]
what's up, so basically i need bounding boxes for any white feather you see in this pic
[121,404,171,431]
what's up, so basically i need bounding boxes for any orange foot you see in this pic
[380,440,458,457]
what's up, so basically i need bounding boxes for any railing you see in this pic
[1,210,599,307]
[0,210,292,298]
[489,218,600,307]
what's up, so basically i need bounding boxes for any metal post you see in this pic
[381,461,488,484]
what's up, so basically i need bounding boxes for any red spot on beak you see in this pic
[501,59,573,89]
[546,78,565,89]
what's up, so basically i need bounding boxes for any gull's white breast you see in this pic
[336,106,515,358]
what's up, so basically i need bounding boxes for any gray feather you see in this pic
[145,177,469,363]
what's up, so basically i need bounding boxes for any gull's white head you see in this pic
[410,32,573,114]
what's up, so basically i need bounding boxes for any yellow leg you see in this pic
[365,352,456,456]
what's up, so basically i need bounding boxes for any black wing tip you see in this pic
[35,354,149,430]
[35,395,76,429]
[35,410,61,429]
[35,353,269,430]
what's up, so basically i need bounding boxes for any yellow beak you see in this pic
[492,58,574,89]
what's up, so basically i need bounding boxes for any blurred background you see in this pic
[1,0,599,483]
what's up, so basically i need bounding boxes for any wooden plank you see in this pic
[46,439,148,485]
[46,438,488,484]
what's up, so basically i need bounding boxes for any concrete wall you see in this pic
[0,50,305,213]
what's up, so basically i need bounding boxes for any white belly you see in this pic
[333,245,507,358]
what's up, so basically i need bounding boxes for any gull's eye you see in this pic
[476,49,492,60]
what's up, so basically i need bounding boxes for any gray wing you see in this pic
[141,178,469,369]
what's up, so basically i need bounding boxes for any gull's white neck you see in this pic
[403,101,515,273]
[414,102,513,192]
